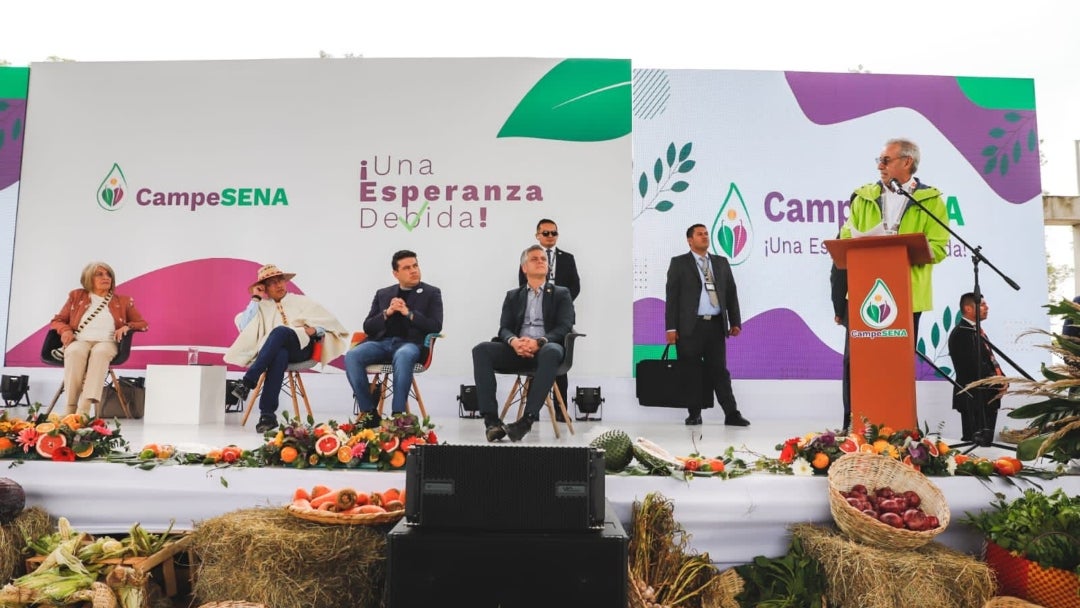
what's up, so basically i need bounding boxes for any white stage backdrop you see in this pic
[5,58,633,377]
[631,69,1048,384]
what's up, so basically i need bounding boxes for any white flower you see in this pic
[792,457,813,476]
[945,454,957,475]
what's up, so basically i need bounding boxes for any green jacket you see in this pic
[839,180,949,313]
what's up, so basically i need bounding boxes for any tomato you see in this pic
[707,458,725,472]
[683,459,701,472]
[993,458,1019,476]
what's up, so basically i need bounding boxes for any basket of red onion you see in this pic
[827,452,950,550]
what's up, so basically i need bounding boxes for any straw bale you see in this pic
[191,507,388,608]
[0,507,51,581]
[792,523,996,608]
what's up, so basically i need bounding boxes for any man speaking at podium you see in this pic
[839,138,949,337]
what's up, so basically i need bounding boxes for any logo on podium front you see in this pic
[859,278,899,329]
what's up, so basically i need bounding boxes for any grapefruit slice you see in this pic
[35,422,57,434]
[315,435,341,456]
[36,434,67,459]
[73,442,95,458]
[381,437,400,452]
[838,438,858,453]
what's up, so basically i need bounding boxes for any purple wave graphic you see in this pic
[0,99,27,191]
[784,72,1040,204]
[6,258,346,371]
[635,298,942,380]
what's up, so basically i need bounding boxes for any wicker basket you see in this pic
[983,597,1048,608]
[998,427,1039,445]
[827,452,950,550]
[285,504,404,526]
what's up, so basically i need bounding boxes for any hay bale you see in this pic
[792,523,996,608]
[191,507,388,608]
[0,507,51,581]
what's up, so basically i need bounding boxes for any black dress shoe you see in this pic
[485,421,507,442]
[231,381,251,403]
[505,418,533,442]
[255,414,277,433]
[684,415,703,425]
[725,414,751,427]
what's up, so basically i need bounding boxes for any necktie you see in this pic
[546,249,555,283]
[980,328,1003,376]
[699,256,719,308]
[276,301,289,325]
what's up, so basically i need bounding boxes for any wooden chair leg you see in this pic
[553,384,574,436]
[374,373,389,417]
[44,382,65,417]
[543,392,561,439]
[410,378,427,419]
[240,373,268,426]
[498,377,523,420]
[293,372,313,420]
[107,370,133,419]
[286,371,302,419]
[517,377,531,421]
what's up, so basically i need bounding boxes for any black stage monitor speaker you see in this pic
[386,503,627,607]
[405,444,605,532]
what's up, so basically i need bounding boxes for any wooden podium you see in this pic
[826,234,933,433]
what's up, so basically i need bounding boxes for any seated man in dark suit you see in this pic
[948,292,1008,442]
[345,250,443,427]
[473,245,575,442]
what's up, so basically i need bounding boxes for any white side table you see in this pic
[144,365,226,425]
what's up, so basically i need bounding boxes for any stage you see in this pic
[2,369,1077,571]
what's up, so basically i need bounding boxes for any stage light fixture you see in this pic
[457,384,480,418]
[573,386,604,421]
[1,375,31,408]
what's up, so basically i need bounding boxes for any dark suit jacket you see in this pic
[362,281,443,344]
[948,319,1003,412]
[518,247,580,300]
[497,284,575,345]
[830,263,848,323]
[665,252,741,337]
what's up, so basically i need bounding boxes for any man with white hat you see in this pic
[225,263,349,432]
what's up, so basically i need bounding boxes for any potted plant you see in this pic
[971,298,1080,467]
[964,488,1080,607]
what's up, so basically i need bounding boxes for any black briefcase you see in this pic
[635,345,705,409]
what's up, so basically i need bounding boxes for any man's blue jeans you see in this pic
[345,338,421,414]
[242,326,314,416]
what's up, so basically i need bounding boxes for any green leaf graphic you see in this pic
[917,338,926,354]
[1000,153,1010,176]
[989,127,1006,139]
[717,225,734,257]
[1012,141,1021,163]
[0,102,7,111]
[943,306,953,332]
[983,156,998,174]
[866,305,880,324]
[678,160,696,173]
[1004,112,1021,123]
[981,145,998,157]
[678,143,692,162]
[931,323,941,349]
[653,159,663,183]
[11,118,20,140]
[0,131,4,151]
[656,201,673,212]
[638,173,648,197]
[102,189,114,205]
[1027,129,1037,152]
[671,181,689,193]
[497,58,630,142]
[938,366,953,378]
[666,143,676,167]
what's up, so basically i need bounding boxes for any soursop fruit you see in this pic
[590,429,633,472]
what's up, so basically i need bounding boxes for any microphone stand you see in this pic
[888,179,1020,452]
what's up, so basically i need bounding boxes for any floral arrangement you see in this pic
[0,410,127,461]
[259,412,437,470]
[772,421,956,476]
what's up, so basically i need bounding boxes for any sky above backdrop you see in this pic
[4,0,1079,195]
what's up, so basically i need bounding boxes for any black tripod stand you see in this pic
[888,179,1020,453]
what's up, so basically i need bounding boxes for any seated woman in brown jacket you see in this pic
[50,262,148,415]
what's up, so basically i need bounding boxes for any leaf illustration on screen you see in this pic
[96,163,128,212]
[634,142,694,220]
[981,111,1038,178]
[497,59,630,142]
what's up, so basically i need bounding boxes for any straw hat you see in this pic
[250,264,296,289]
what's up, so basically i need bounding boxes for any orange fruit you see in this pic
[60,414,83,430]
[280,446,299,464]
[812,452,831,469]
[337,446,353,464]
[0,437,15,452]
[389,450,406,468]
[707,458,725,473]
[74,443,95,458]
[35,422,57,434]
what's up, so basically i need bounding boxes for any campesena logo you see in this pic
[859,278,899,329]
[97,163,127,211]
[711,183,753,265]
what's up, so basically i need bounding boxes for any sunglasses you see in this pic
[539,230,559,237]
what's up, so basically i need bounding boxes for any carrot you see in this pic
[291,498,312,510]
[335,488,358,511]
[357,504,386,514]
[369,492,383,507]
[354,492,370,507]
[310,484,332,499]
[382,488,401,503]
[293,487,311,502]
[384,500,404,512]
[339,506,367,515]
[310,489,342,509]
[317,501,336,511]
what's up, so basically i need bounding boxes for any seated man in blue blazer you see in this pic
[473,245,575,442]
[345,250,443,427]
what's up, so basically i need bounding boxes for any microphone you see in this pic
[889,178,904,192]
